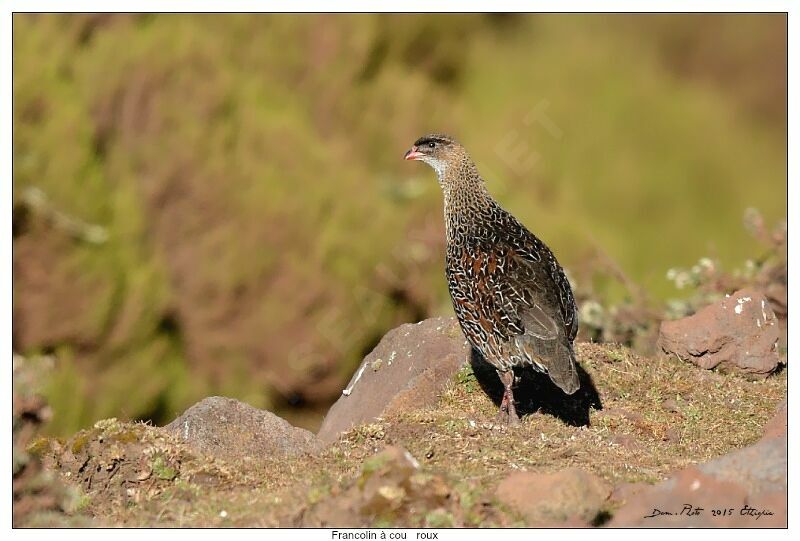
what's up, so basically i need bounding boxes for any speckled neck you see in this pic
[439,156,495,245]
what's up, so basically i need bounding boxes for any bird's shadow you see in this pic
[469,348,602,427]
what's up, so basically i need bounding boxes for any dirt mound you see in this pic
[293,445,504,528]
[166,397,322,462]
[40,418,239,513]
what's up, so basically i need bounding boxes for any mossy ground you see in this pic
[34,343,786,527]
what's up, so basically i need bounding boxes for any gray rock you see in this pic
[317,317,470,443]
[165,396,320,461]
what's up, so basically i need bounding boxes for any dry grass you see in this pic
[39,342,785,527]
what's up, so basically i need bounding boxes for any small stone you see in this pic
[661,399,682,414]
[610,434,640,450]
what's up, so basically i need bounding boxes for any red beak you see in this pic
[404,145,423,160]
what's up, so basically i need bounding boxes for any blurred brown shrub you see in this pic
[12,14,786,434]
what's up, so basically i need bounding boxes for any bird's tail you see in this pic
[547,342,580,395]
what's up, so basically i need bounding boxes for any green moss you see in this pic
[425,509,455,528]
[26,437,52,458]
[605,348,629,364]
[455,364,478,394]
[306,484,331,505]
[358,452,392,488]
[152,455,178,481]
[73,493,93,513]
[70,431,92,454]
[111,429,142,445]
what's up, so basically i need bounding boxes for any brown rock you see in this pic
[496,468,611,525]
[761,399,787,440]
[165,396,320,461]
[317,317,470,443]
[698,435,786,495]
[610,482,650,506]
[764,282,787,361]
[609,436,786,527]
[657,288,782,378]
[610,468,748,527]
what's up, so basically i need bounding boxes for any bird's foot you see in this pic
[497,406,521,426]
[498,387,521,426]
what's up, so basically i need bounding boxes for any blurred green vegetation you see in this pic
[12,14,786,436]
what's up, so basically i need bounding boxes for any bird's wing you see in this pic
[495,248,580,394]
[506,291,559,340]
[514,227,579,342]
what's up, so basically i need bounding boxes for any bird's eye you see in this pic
[428,142,436,149]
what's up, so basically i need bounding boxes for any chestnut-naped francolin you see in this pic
[404,133,579,423]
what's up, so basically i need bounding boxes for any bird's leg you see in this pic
[497,370,520,425]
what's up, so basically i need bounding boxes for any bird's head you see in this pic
[403,133,465,179]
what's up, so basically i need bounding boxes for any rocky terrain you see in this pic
[12,13,787,529]
[15,290,787,528]
[13,14,787,437]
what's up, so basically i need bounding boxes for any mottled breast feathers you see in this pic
[446,203,579,394]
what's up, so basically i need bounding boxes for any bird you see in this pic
[404,133,579,424]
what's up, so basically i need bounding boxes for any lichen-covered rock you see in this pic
[165,396,321,461]
[609,436,787,527]
[317,317,470,443]
[496,468,611,525]
[657,288,782,378]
